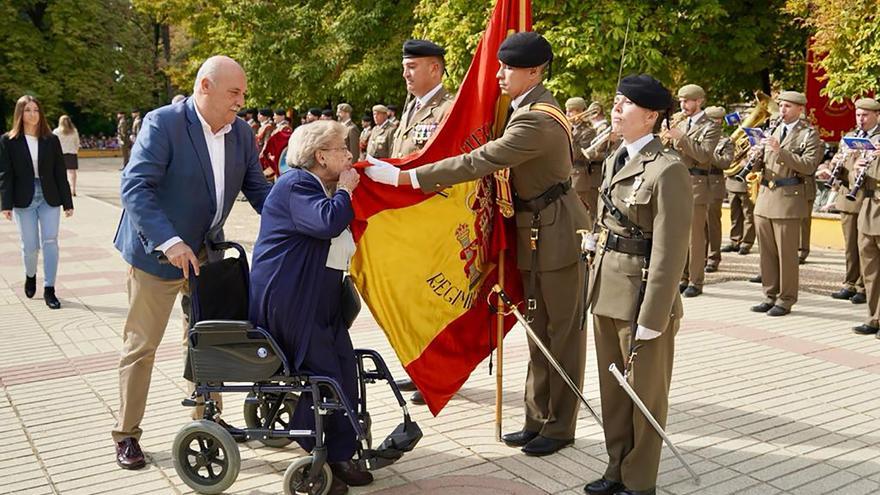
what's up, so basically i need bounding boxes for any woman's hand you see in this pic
[64,209,74,218]
[338,168,360,192]
[2,210,11,221]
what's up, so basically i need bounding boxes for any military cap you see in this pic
[705,106,725,119]
[778,91,807,106]
[337,103,353,113]
[259,108,273,117]
[274,108,286,116]
[403,39,446,58]
[308,107,322,117]
[387,104,398,113]
[321,109,334,117]
[677,84,705,100]
[587,101,603,114]
[565,97,587,111]
[617,74,673,111]
[372,104,389,114]
[856,97,880,111]
[497,32,553,68]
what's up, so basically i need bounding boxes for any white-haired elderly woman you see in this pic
[248,120,370,494]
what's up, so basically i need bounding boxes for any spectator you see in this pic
[359,113,373,161]
[320,109,335,121]
[130,110,143,147]
[53,115,81,196]
[256,108,275,151]
[306,107,321,123]
[116,111,131,169]
[0,95,74,310]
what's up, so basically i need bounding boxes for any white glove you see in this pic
[580,233,597,253]
[635,325,661,341]
[364,155,400,186]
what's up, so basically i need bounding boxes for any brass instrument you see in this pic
[582,125,616,157]
[660,112,687,145]
[567,106,601,126]
[723,91,778,178]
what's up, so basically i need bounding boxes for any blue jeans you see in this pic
[13,180,61,286]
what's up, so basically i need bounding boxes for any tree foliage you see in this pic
[785,0,880,100]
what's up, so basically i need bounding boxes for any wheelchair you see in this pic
[171,242,422,495]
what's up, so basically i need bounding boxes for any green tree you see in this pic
[786,0,880,100]
[0,0,161,132]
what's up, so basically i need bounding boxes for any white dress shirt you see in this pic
[305,170,356,271]
[53,129,80,155]
[415,83,444,109]
[158,104,232,254]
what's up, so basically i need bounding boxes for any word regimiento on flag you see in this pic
[350,0,531,415]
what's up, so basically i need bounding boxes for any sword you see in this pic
[608,363,700,484]
[490,285,603,429]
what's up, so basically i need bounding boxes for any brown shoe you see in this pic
[329,460,373,487]
[328,476,349,495]
[116,437,146,470]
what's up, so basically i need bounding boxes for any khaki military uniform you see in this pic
[754,120,823,309]
[391,88,454,159]
[857,149,880,326]
[672,113,722,289]
[358,125,372,161]
[834,127,880,295]
[130,116,143,147]
[366,120,395,159]
[588,137,692,491]
[800,151,818,262]
[581,120,612,229]
[342,119,361,159]
[726,145,756,251]
[707,136,732,266]
[570,121,597,227]
[117,116,131,168]
[416,84,589,441]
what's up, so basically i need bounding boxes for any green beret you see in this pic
[856,97,880,111]
[677,84,705,100]
[565,97,587,111]
[498,32,553,68]
[778,91,807,106]
[705,106,725,119]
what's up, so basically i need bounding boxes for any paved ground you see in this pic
[1,158,879,495]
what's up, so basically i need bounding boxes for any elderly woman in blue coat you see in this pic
[249,120,371,495]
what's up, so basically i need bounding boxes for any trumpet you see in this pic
[582,126,615,157]
[568,106,601,126]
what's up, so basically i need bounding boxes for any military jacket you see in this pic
[366,120,395,159]
[709,135,733,201]
[753,119,823,219]
[342,119,361,160]
[834,126,880,213]
[858,149,880,235]
[391,88,454,158]
[587,137,693,332]
[571,121,598,194]
[673,113,722,205]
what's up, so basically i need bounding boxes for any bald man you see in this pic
[112,55,271,469]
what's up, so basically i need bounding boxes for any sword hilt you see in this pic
[491,284,515,308]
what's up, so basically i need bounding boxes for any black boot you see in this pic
[44,287,61,309]
[25,276,36,298]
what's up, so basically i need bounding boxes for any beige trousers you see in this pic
[728,192,756,247]
[858,233,880,327]
[841,212,864,292]
[683,204,708,288]
[756,215,800,309]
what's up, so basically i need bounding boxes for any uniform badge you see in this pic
[623,177,643,207]
[413,123,439,145]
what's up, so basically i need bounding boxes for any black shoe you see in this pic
[852,293,867,304]
[584,478,624,495]
[216,419,247,443]
[767,305,790,317]
[738,245,752,255]
[799,256,807,265]
[395,377,417,392]
[25,276,36,298]
[501,429,538,447]
[678,282,688,293]
[329,460,373,487]
[410,391,425,405]
[43,287,61,309]
[521,435,573,456]
[683,286,702,298]
[115,437,146,470]
[614,489,655,495]
[704,264,718,273]
[853,324,880,335]
[748,274,762,283]
[721,243,738,253]
[750,302,774,313]
[831,288,857,300]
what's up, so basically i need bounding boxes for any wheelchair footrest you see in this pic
[358,420,422,471]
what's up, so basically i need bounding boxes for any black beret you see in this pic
[617,74,673,111]
[259,108,272,117]
[308,107,321,117]
[497,32,553,68]
[387,104,398,112]
[403,39,446,58]
[274,108,286,116]
[321,109,334,117]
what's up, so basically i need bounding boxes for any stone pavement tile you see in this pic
[840,454,880,478]
[663,466,742,495]
[0,481,55,495]
[747,454,818,483]
[494,455,569,493]
[766,461,840,491]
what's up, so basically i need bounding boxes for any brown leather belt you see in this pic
[761,177,803,189]
[689,168,709,176]
[602,231,651,257]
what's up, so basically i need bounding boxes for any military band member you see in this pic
[336,103,361,159]
[391,39,454,159]
[566,97,599,226]
[853,131,880,336]
[723,112,756,255]
[664,84,721,297]
[704,106,729,272]
[367,32,589,457]
[583,102,617,228]
[749,91,822,316]
[800,136,818,265]
[584,74,692,495]
[841,98,880,316]
[365,105,395,159]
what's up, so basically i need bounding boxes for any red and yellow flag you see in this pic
[350,0,531,415]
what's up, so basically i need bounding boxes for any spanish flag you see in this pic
[351,0,531,415]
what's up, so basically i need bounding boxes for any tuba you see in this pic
[723,91,778,178]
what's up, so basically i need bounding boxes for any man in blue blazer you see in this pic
[111,56,271,470]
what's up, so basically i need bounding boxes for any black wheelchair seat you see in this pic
[188,320,290,383]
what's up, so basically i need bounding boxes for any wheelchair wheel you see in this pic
[172,420,240,494]
[243,391,299,447]
[283,456,333,495]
